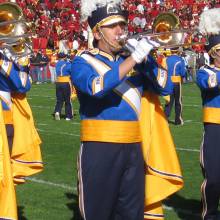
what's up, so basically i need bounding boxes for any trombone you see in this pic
[0,2,33,58]
[119,12,207,51]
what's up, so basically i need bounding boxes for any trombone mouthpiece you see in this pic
[116,34,128,47]
[116,34,127,41]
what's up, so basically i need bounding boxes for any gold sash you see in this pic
[140,92,184,219]
[11,93,43,184]
[0,102,17,220]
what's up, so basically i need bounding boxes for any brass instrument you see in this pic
[0,2,32,57]
[152,12,181,46]
[119,12,207,51]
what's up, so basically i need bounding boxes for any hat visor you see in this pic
[208,44,220,54]
[94,15,127,30]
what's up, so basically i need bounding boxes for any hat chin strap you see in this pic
[97,26,122,52]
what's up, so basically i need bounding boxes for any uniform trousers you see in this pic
[78,142,145,220]
[164,82,183,124]
[54,82,73,119]
[201,123,220,220]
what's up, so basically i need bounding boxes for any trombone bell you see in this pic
[154,21,172,42]
[0,2,33,57]
[152,12,182,46]
[0,11,14,35]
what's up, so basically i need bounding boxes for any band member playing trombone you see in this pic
[197,8,220,220]
[0,2,43,219]
[71,1,175,219]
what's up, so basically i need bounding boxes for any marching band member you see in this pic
[71,1,183,220]
[164,47,186,125]
[0,49,43,219]
[0,49,43,182]
[54,52,73,121]
[0,2,43,218]
[197,8,220,220]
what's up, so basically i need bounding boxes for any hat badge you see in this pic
[107,3,119,14]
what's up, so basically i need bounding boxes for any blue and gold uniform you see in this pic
[164,54,186,125]
[197,65,220,123]
[197,64,220,220]
[75,1,183,219]
[0,52,43,219]
[0,54,31,148]
[197,7,220,220]
[54,54,73,120]
[72,49,173,220]
[72,49,172,142]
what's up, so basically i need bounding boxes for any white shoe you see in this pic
[55,112,60,120]
[65,118,71,121]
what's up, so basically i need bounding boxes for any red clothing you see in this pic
[151,9,160,18]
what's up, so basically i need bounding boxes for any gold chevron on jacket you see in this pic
[0,102,17,220]
[11,93,43,184]
[140,92,184,219]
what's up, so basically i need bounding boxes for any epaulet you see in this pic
[76,48,99,57]
[89,48,99,55]
[200,64,210,70]
[75,49,85,56]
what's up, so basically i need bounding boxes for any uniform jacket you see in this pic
[55,59,72,83]
[196,64,220,123]
[165,55,186,83]
[71,49,173,143]
[0,53,43,184]
[0,54,31,121]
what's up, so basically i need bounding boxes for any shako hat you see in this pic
[199,8,220,54]
[81,0,128,31]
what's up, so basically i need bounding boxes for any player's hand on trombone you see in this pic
[130,38,160,63]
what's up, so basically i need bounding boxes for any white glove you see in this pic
[125,38,139,52]
[131,38,160,63]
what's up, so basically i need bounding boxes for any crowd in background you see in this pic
[8,0,220,53]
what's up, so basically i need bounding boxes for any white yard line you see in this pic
[176,147,200,152]
[37,128,80,137]
[37,123,48,126]
[30,105,79,114]
[184,104,200,107]
[26,177,76,191]
[29,94,53,97]
[31,105,52,109]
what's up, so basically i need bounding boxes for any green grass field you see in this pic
[16,82,204,220]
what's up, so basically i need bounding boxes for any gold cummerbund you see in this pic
[56,76,70,83]
[81,119,141,143]
[203,107,220,124]
[171,76,181,83]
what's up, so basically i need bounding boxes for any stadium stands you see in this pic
[14,0,219,52]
